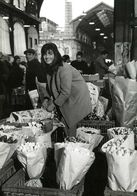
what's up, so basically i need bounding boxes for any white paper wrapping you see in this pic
[56,145,95,190]
[54,142,91,169]
[106,150,137,192]
[7,108,53,123]
[108,64,117,75]
[86,82,99,111]
[28,89,39,109]
[0,142,17,169]
[125,60,136,79]
[17,142,47,179]
[109,76,137,127]
[102,137,137,192]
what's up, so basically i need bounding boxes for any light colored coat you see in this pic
[45,63,92,128]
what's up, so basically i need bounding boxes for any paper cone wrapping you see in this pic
[106,149,137,192]
[57,145,95,190]
[134,61,137,75]
[125,60,136,79]
[109,77,137,127]
[17,142,47,179]
[108,64,117,75]
[28,89,39,109]
[86,82,99,111]
[102,138,137,191]
[0,142,17,169]
[54,142,91,169]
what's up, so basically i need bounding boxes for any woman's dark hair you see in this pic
[41,42,63,74]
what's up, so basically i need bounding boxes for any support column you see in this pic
[114,0,134,68]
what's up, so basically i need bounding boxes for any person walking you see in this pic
[41,43,92,137]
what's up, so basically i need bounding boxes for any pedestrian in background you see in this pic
[24,48,45,109]
[94,50,109,79]
[0,53,10,117]
[8,55,25,111]
[62,54,71,64]
[71,51,89,74]
[0,52,6,118]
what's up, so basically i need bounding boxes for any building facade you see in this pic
[0,0,43,58]
[39,2,113,64]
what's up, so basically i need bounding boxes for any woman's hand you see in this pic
[42,98,55,112]
[42,99,49,110]
[46,102,55,112]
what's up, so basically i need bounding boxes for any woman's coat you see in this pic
[46,63,92,128]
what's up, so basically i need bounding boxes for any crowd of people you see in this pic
[0,43,113,136]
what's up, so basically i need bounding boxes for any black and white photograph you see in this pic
[1,1,137,196]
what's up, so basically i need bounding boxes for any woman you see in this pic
[41,43,92,136]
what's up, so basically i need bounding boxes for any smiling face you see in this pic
[43,49,55,65]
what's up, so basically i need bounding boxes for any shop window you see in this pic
[13,0,26,10]
[34,38,37,46]
[20,0,26,11]
[0,17,11,54]
[13,0,20,8]
[29,37,33,48]
[14,22,26,55]
[28,26,38,49]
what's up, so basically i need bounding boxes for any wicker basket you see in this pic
[92,79,105,88]
[77,120,115,146]
[0,159,16,186]
[82,74,99,82]
[2,169,85,196]
[77,120,115,134]
[104,186,137,196]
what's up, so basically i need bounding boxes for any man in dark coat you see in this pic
[0,52,9,118]
[24,49,45,109]
[71,51,89,74]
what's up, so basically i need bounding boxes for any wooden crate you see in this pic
[82,74,99,82]
[0,158,16,186]
[77,120,115,147]
[77,120,115,134]
[104,186,137,196]
[2,169,84,196]
[92,79,105,88]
